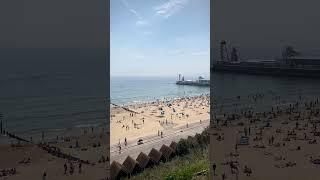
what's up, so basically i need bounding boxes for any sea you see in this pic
[110,76,210,105]
[2,49,320,143]
[0,48,108,142]
[212,72,320,114]
[111,73,320,117]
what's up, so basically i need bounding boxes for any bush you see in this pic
[165,159,208,180]
[127,147,209,180]
[177,139,190,155]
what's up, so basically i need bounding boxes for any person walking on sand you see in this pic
[212,163,216,176]
[78,162,82,174]
[124,137,127,146]
[235,143,238,153]
[64,162,67,175]
[70,163,74,175]
[222,173,226,180]
[42,171,47,180]
[42,131,44,142]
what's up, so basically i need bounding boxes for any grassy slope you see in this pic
[126,147,209,180]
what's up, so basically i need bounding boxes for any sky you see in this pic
[111,0,210,77]
[212,0,320,62]
[0,0,106,48]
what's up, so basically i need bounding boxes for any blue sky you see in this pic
[111,0,210,77]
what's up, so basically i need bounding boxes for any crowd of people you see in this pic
[211,92,320,179]
[0,168,16,178]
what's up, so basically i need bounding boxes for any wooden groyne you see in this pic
[6,132,30,143]
[111,103,139,114]
[38,144,94,165]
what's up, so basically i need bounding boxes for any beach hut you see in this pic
[148,148,163,164]
[169,141,178,154]
[136,152,152,169]
[110,161,127,180]
[159,144,174,161]
[122,156,142,177]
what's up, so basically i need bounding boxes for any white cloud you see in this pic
[120,0,143,20]
[154,0,189,18]
[130,9,143,20]
[120,0,152,28]
[136,20,149,26]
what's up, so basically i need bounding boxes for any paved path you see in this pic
[110,119,209,163]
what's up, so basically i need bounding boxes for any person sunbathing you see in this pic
[244,166,252,176]
[230,162,238,174]
[309,139,317,144]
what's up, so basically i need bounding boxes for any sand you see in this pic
[0,127,110,180]
[110,95,210,146]
[210,97,320,180]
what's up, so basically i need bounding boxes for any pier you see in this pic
[176,74,210,86]
[213,40,320,77]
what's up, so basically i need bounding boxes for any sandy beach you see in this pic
[210,96,320,180]
[0,127,110,180]
[110,95,209,146]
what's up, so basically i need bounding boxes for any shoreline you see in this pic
[111,93,210,107]
[110,94,210,145]
[0,122,107,145]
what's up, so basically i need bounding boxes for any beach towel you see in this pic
[238,136,249,145]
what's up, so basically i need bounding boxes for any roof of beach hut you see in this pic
[159,144,173,160]
[169,141,178,153]
[148,148,162,163]
[136,152,151,169]
[110,161,127,180]
[122,156,141,174]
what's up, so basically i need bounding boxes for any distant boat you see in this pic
[176,74,210,86]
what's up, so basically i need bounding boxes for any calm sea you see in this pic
[212,72,320,114]
[111,76,210,105]
[3,50,320,142]
[0,48,108,141]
